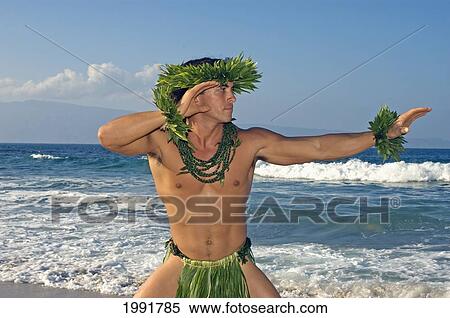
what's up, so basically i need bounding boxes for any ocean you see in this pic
[0,143,449,297]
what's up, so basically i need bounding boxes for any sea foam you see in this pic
[30,153,66,160]
[255,159,450,183]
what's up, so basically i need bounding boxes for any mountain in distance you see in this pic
[1,99,449,148]
[0,100,131,144]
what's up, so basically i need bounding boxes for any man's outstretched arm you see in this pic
[304,131,376,161]
[251,128,375,165]
[252,107,432,165]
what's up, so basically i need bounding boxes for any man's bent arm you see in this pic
[97,110,165,154]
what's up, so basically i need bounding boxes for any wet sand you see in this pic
[0,281,125,298]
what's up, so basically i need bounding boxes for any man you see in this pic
[97,57,431,298]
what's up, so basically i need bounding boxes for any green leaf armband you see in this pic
[368,104,407,162]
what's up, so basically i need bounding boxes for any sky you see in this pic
[1,0,449,138]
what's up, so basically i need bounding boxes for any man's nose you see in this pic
[227,92,236,103]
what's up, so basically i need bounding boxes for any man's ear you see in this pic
[194,95,210,112]
[194,95,204,106]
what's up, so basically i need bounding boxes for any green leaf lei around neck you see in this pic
[177,121,241,185]
[368,104,407,162]
[152,53,262,184]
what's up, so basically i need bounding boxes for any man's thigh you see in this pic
[240,261,281,298]
[133,254,184,298]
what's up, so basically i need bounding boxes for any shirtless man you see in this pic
[97,57,431,298]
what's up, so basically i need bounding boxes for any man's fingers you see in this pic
[413,111,428,119]
[404,111,429,126]
[195,81,220,94]
[392,107,430,135]
[199,80,221,86]
[403,107,430,117]
[185,81,220,99]
[195,80,220,91]
[186,80,217,91]
[409,107,432,117]
[411,112,427,123]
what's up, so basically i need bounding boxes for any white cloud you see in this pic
[0,78,17,87]
[134,64,161,81]
[0,62,161,109]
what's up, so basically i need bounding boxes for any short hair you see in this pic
[170,57,223,104]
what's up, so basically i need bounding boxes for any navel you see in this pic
[233,180,240,187]
[175,182,182,189]
[206,238,213,246]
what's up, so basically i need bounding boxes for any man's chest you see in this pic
[147,142,257,195]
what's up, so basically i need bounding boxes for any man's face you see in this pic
[197,81,236,123]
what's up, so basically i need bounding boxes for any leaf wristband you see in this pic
[368,104,407,162]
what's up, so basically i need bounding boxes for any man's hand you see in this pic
[177,81,220,118]
[387,107,432,139]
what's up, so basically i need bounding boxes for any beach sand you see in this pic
[0,281,125,298]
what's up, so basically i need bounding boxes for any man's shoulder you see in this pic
[235,127,283,153]
[237,126,278,139]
